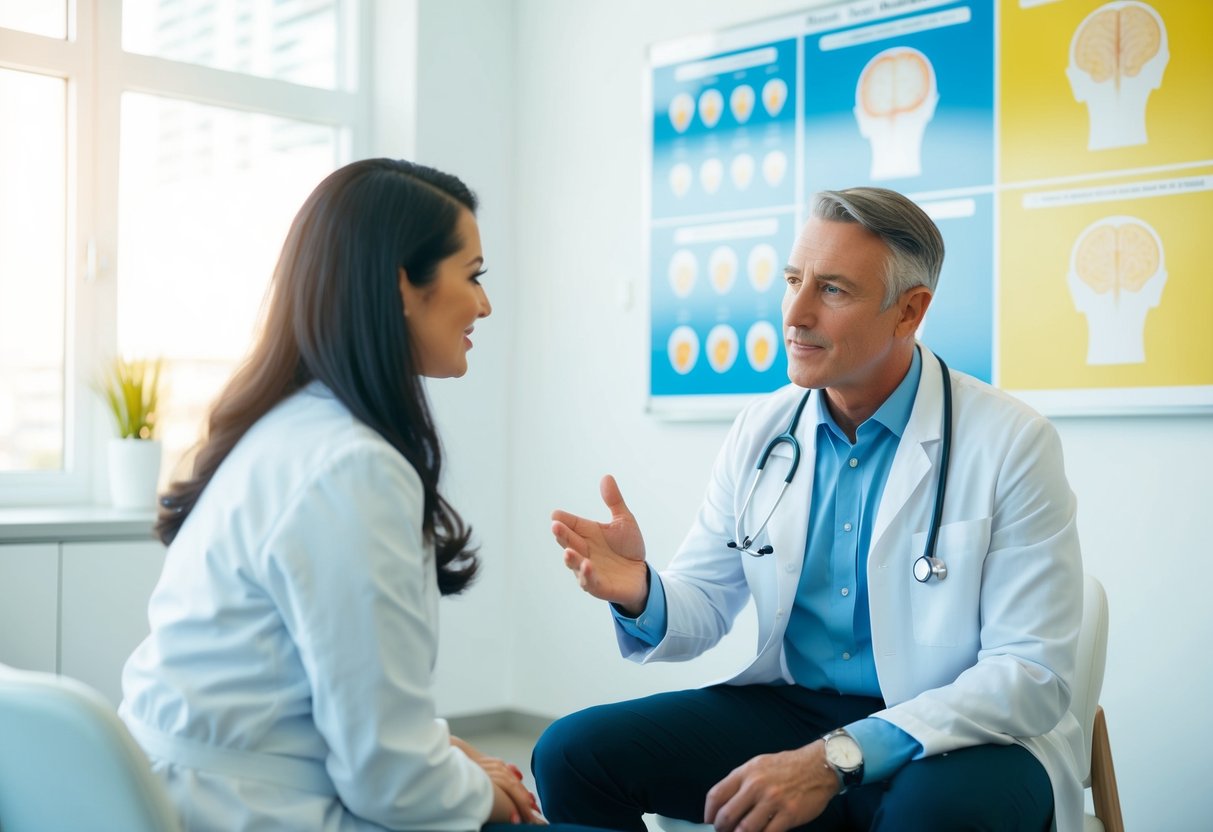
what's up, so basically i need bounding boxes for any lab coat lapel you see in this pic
[870,346,943,559]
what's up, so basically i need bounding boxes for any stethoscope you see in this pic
[727,352,953,583]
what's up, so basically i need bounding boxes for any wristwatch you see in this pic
[821,728,864,794]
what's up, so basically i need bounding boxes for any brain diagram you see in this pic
[1068,215,1167,365]
[857,48,934,120]
[853,46,939,179]
[1066,1,1169,150]
[1073,3,1163,85]
[1073,220,1161,300]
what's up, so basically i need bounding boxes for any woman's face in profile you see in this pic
[399,209,491,378]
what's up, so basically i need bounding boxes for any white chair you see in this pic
[655,574,1123,832]
[0,664,182,832]
[1074,574,1123,832]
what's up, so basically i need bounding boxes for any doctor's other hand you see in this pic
[551,474,649,615]
[703,742,837,832]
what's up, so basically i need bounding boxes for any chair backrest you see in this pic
[1070,573,1109,788]
[0,664,182,832]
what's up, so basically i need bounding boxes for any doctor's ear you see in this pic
[894,287,932,337]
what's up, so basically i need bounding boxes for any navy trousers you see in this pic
[532,684,1053,832]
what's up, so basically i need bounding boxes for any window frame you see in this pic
[0,0,373,506]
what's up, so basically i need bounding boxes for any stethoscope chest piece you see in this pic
[913,554,947,583]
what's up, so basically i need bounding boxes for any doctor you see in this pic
[533,188,1084,832]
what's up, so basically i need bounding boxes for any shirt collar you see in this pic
[812,346,923,442]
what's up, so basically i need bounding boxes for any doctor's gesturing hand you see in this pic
[551,474,650,616]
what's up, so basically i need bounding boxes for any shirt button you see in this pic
[840,587,849,597]
[776,609,784,619]
[843,522,853,532]
[849,458,858,468]
[785,562,796,573]
[842,652,852,661]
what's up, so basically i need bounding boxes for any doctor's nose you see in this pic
[782,288,819,327]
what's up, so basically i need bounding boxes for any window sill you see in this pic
[0,506,156,544]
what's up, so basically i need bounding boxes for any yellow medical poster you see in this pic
[1000,167,1213,410]
[1001,0,1213,184]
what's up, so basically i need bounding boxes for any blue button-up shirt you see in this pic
[616,349,925,783]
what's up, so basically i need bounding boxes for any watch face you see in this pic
[826,734,863,770]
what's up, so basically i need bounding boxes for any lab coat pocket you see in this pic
[908,517,991,647]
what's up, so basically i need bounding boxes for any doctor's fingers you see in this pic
[551,507,606,537]
[564,550,597,589]
[551,519,594,558]
[598,474,635,521]
[707,786,777,832]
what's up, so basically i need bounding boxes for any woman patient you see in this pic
[120,158,606,832]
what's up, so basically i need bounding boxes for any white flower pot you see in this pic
[107,438,163,509]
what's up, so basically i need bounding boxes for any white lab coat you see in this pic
[618,346,1085,832]
[120,382,493,832]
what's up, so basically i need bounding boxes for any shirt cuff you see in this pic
[843,716,922,785]
[611,566,668,646]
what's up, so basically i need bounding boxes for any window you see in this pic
[0,0,369,505]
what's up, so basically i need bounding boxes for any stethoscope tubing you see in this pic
[729,388,812,556]
[730,351,953,582]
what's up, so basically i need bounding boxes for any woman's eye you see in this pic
[471,269,487,284]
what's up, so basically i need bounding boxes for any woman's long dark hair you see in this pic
[156,158,479,595]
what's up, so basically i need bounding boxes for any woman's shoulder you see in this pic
[211,384,422,516]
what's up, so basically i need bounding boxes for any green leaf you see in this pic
[95,356,163,440]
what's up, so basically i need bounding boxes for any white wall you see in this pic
[381,0,520,716]
[414,1,1213,828]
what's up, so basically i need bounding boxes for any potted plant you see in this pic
[97,357,163,509]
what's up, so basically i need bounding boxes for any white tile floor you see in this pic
[461,726,664,831]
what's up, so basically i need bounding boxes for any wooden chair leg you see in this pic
[1090,706,1123,832]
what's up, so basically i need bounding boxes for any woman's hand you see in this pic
[450,734,485,763]
[453,736,546,825]
[551,474,650,615]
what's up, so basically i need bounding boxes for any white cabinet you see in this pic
[0,543,59,674]
[0,513,165,709]
[60,541,166,706]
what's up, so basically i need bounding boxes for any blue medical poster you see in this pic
[651,39,798,221]
[801,2,995,196]
[650,214,795,398]
[649,35,801,413]
[917,194,994,383]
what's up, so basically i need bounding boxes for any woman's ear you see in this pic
[399,266,413,316]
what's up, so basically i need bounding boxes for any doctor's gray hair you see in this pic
[810,187,944,310]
